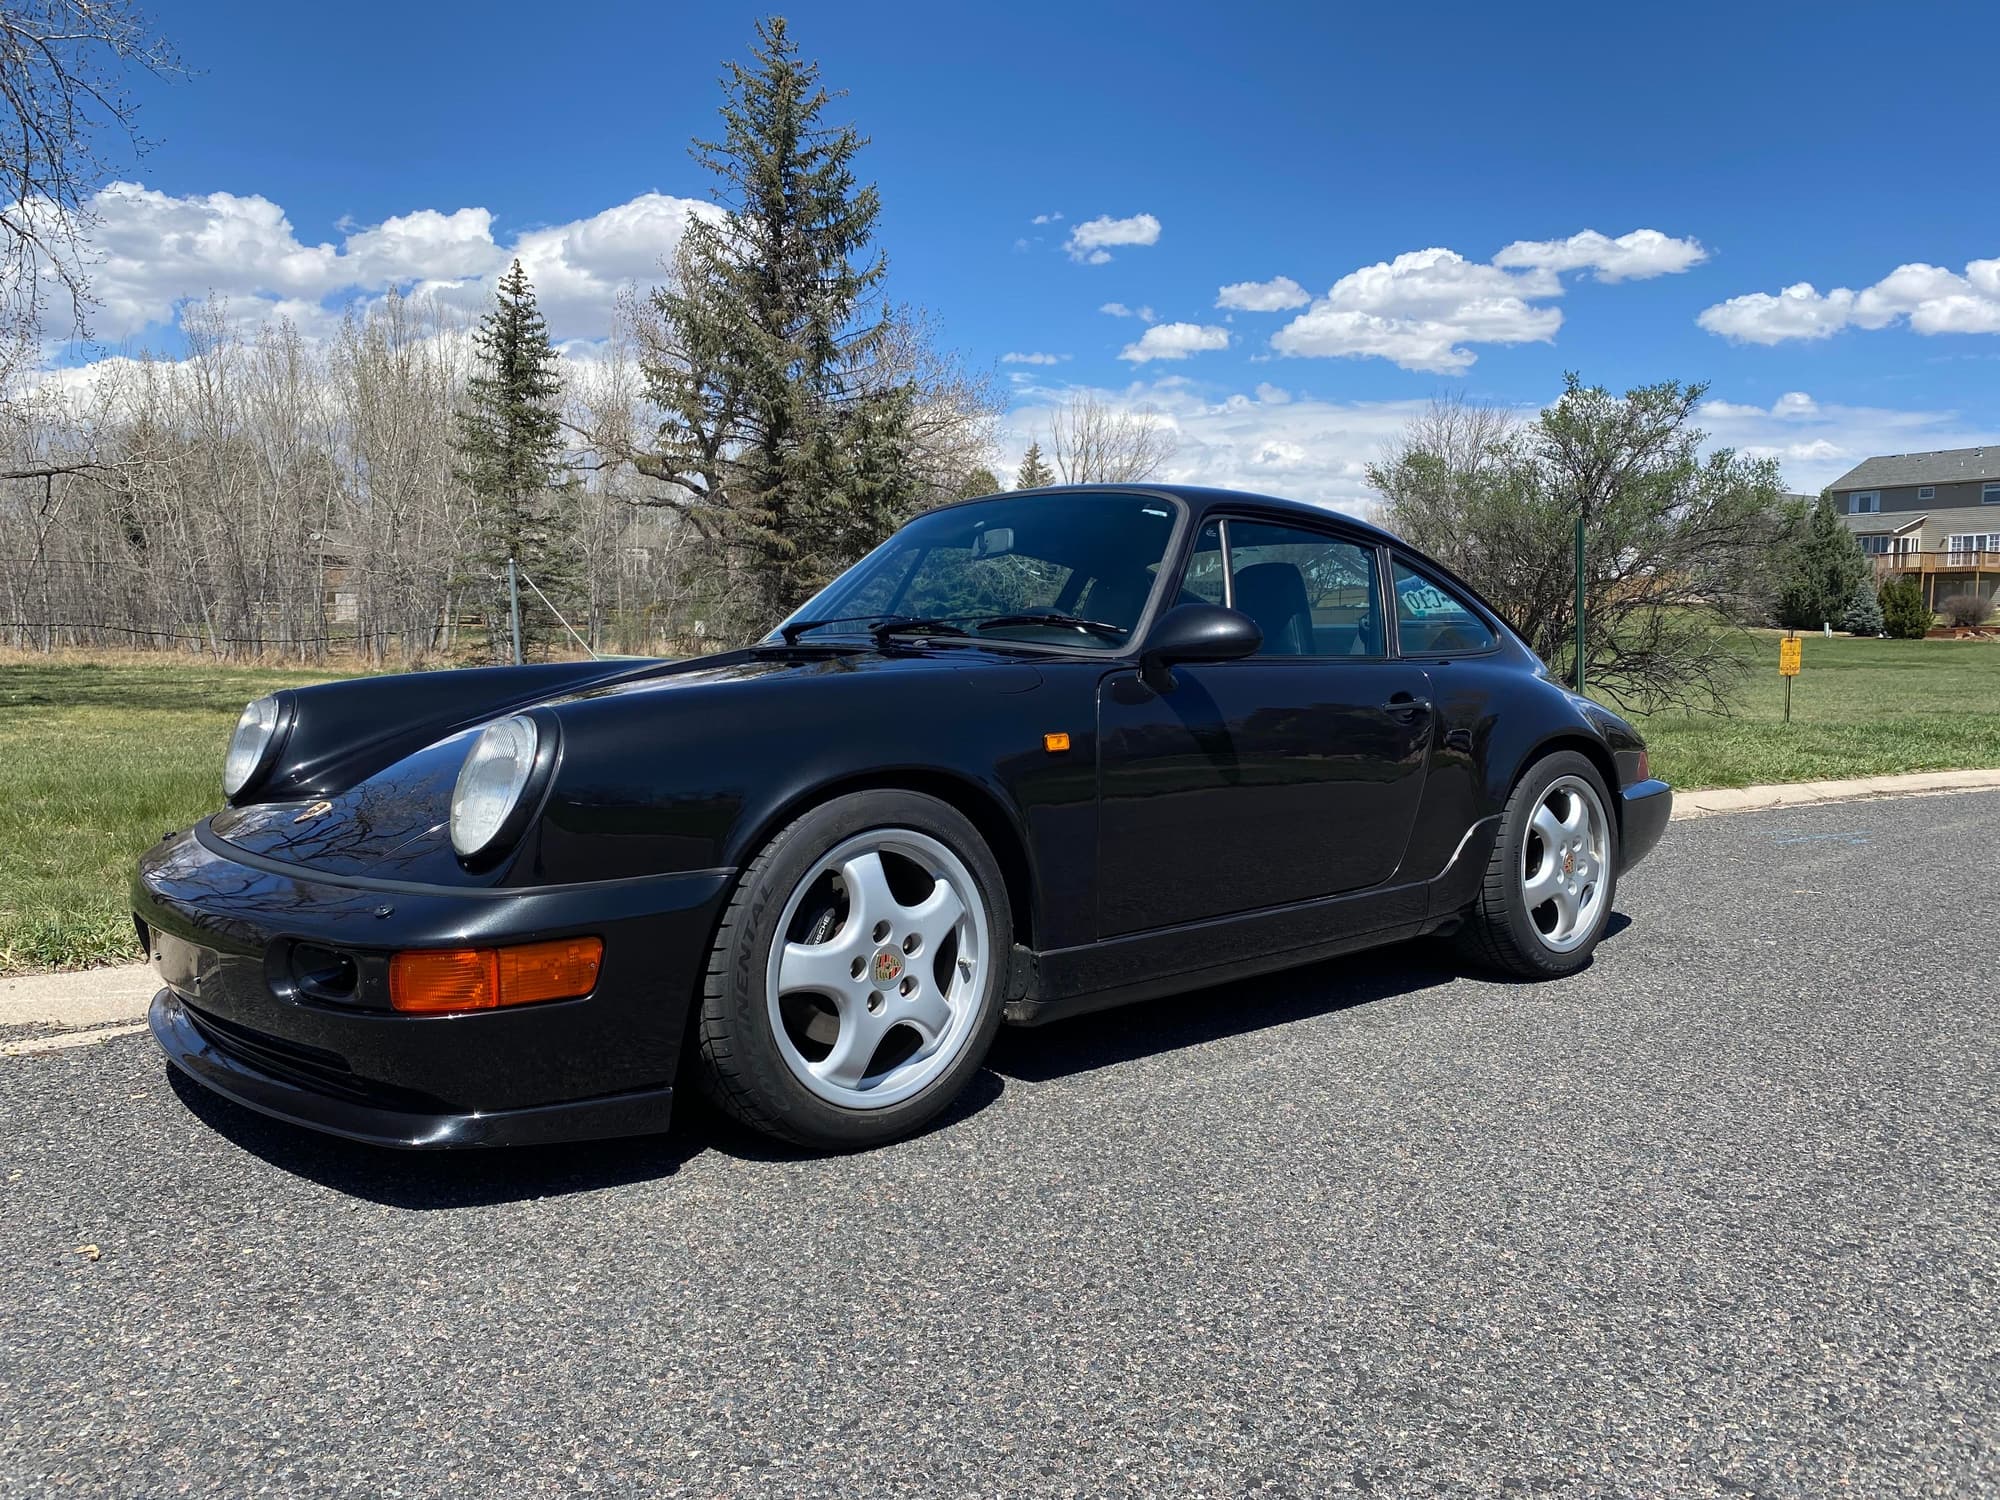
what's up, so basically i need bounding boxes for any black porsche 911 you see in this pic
[136,484,1671,1151]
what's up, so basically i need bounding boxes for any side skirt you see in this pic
[1004,814,1501,1027]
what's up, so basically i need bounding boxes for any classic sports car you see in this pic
[137,485,1671,1151]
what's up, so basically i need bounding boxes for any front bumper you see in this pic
[1617,778,1673,872]
[134,821,735,1149]
[149,989,678,1148]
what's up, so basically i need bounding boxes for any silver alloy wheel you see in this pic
[1520,774,1610,953]
[765,827,990,1110]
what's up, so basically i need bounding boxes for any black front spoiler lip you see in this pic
[149,989,675,1150]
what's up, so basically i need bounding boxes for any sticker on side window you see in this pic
[1397,577,1466,618]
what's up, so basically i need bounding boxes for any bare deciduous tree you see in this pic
[0,0,179,360]
[1045,392,1176,484]
[1369,378,1791,713]
[865,306,1000,511]
[1366,391,1518,573]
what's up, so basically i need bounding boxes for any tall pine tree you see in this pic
[455,259,576,660]
[1015,441,1054,490]
[957,465,1001,498]
[640,17,909,629]
[1773,494,1869,631]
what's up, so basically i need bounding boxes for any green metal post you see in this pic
[1573,514,1586,694]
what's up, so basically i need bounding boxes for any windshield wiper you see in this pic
[975,610,1127,641]
[774,614,973,645]
[867,615,972,641]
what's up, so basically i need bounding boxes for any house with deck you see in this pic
[1830,446,2000,610]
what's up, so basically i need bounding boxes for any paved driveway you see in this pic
[3,793,1995,1497]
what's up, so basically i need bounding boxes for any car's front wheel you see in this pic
[1456,750,1618,978]
[693,790,1010,1149]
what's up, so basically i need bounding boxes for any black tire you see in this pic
[1455,750,1619,979]
[693,789,1011,1150]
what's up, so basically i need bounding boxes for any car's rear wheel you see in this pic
[1456,750,1618,978]
[693,790,1010,1149]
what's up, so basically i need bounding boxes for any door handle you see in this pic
[1382,694,1432,721]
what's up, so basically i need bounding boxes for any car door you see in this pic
[1095,515,1435,938]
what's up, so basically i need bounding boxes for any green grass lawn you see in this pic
[1630,633,2000,789]
[0,638,1995,974]
[0,658,355,975]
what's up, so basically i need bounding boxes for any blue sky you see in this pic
[70,0,2000,503]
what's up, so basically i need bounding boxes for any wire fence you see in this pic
[0,556,705,663]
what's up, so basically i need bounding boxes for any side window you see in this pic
[1392,560,1496,655]
[1179,520,1227,606]
[1224,519,1381,657]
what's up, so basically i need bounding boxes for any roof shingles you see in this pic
[1829,446,2000,492]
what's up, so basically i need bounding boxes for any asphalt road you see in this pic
[3,793,1996,1498]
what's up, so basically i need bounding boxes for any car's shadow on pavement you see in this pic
[165,1051,1018,1210]
[986,937,1459,1083]
[164,1067,714,1207]
[166,917,1631,1208]
[987,912,1632,1083]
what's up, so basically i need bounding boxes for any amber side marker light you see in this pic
[389,937,604,1014]
[1043,731,1071,753]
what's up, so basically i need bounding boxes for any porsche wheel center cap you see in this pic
[870,949,904,987]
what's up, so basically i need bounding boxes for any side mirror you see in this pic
[1140,602,1261,691]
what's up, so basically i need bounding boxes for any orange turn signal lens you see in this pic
[1043,731,1071,753]
[389,937,603,1014]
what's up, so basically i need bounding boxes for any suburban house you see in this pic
[1829,446,2000,609]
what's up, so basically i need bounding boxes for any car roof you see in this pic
[957,483,1406,548]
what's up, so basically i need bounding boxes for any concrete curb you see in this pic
[1670,766,2000,820]
[0,965,157,1033]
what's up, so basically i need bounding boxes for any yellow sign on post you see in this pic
[1779,634,1801,722]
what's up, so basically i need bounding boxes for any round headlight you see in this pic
[223,696,282,798]
[450,715,541,859]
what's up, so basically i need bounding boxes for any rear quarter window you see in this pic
[1393,560,1496,654]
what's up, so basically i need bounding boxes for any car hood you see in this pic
[209,644,1045,884]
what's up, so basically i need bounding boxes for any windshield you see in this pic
[772,493,1182,649]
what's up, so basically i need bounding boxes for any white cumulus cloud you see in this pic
[498,192,718,336]
[1696,283,1856,344]
[66,180,715,346]
[1099,302,1157,322]
[1268,228,1704,373]
[1698,256,2000,344]
[1271,248,1562,373]
[996,379,1453,513]
[1696,389,1993,489]
[1493,228,1708,282]
[1216,275,1311,312]
[1119,322,1230,363]
[1066,212,1161,265]
[1001,351,1067,365]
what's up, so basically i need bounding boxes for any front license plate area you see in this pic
[152,931,221,1002]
